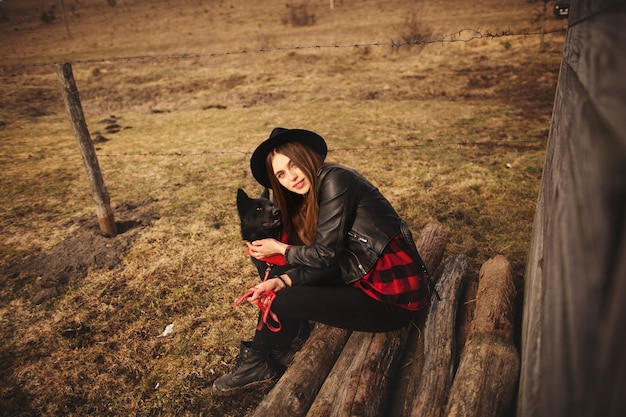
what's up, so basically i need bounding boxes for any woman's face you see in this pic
[271,152,311,195]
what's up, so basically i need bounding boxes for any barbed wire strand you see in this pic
[1,141,541,161]
[1,27,567,70]
[1,27,558,160]
[103,142,543,157]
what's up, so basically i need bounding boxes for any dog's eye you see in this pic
[256,207,263,211]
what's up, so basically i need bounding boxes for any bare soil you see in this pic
[2,201,158,305]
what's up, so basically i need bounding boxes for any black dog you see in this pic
[236,188,282,243]
[236,188,292,280]
[236,188,311,347]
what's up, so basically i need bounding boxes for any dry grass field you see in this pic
[0,0,566,415]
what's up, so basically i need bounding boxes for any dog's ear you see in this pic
[260,187,270,200]
[236,188,251,218]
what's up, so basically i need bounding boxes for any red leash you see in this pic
[237,235,289,332]
[238,234,289,333]
[235,289,282,332]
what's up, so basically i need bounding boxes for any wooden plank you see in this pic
[566,0,626,140]
[518,1,626,416]
[517,185,544,417]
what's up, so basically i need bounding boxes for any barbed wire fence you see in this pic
[1,25,565,160]
[1,27,566,69]
[89,140,545,159]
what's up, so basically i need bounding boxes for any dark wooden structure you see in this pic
[518,1,626,416]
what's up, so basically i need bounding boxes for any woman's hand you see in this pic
[245,275,291,304]
[246,238,288,260]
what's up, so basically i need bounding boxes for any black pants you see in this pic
[251,285,418,351]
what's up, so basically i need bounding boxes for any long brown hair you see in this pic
[266,141,324,246]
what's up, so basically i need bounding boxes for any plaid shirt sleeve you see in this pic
[353,233,429,311]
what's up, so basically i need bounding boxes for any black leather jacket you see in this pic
[284,164,405,285]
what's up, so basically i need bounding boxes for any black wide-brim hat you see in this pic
[250,127,328,188]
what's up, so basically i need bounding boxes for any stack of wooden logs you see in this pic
[251,222,520,417]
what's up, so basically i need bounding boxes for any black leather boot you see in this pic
[213,341,276,394]
[270,348,296,373]
[270,320,309,372]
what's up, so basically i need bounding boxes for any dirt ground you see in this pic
[0,0,566,415]
[2,201,158,305]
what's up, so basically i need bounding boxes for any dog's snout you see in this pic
[272,208,280,216]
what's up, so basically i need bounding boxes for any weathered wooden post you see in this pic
[56,62,117,237]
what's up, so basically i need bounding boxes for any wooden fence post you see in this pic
[56,62,117,237]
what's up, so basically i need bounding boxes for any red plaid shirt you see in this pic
[353,234,429,311]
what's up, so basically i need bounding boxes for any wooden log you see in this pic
[56,62,117,237]
[387,223,449,416]
[445,255,519,417]
[408,253,469,417]
[387,311,426,417]
[388,222,450,416]
[414,222,449,276]
[304,223,449,417]
[306,328,408,417]
[250,324,351,416]
[252,222,447,417]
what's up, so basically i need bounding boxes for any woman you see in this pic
[213,127,431,393]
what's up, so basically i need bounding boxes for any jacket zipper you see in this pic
[346,248,367,275]
[348,231,368,243]
[347,231,368,275]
